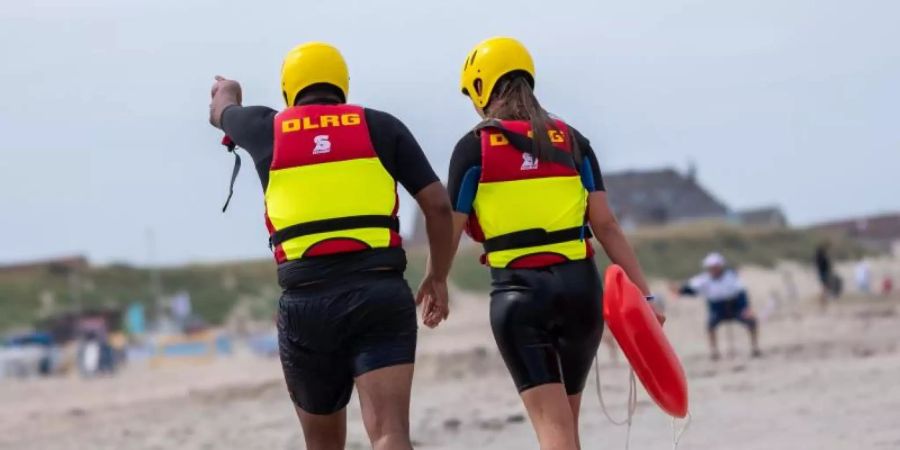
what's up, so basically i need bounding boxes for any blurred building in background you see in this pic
[736,206,789,228]
[603,166,730,230]
[406,165,792,244]
[808,213,900,252]
[0,255,88,275]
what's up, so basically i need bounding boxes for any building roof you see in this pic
[604,168,730,227]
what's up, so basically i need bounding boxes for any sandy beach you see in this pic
[2,259,899,450]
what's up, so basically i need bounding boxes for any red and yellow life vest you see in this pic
[469,119,592,269]
[265,104,401,263]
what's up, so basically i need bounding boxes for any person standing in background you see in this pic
[815,241,840,308]
[854,260,871,295]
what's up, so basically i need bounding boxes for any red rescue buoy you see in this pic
[603,264,688,418]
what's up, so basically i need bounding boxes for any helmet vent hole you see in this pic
[469,50,478,66]
[474,78,483,96]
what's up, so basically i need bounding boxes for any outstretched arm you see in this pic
[209,75,242,129]
[678,284,699,296]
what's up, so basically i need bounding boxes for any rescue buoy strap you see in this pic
[482,225,591,253]
[270,215,400,247]
[474,119,582,171]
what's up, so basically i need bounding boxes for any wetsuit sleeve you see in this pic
[365,109,439,196]
[220,105,277,165]
[220,105,277,187]
[447,133,482,214]
[570,127,605,192]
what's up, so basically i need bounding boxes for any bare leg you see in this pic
[749,324,761,356]
[725,322,736,358]
[356,364,414,450]
[293,407,346,450]
[520,384,579,450]
[567,393,583,450]
[743,313,761,356]
[708,327,721,360]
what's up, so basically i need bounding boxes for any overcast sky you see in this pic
[1,0,897,265]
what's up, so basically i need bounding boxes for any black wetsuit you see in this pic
[490,260,604,393]
[221,100,438,414]
[448,127,606,395]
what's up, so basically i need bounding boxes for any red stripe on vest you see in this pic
[464,211,486,242]
[271,104,375,170]
[479,120,577,183]
[304,238,371,257]
[507,253,570,269]
[263,208,287,263]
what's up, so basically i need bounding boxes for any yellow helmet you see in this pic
[460,37,535,109]
[281,42,349,106]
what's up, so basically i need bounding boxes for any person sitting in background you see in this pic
[674,252,761,360]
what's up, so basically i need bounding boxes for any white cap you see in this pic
[702,252,726,269]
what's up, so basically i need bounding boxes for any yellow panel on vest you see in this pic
[474,175,588,268]
[265,157,396,258]
[474,176,586,235]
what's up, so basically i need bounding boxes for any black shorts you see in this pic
[277,272,417,415]
[490,259,603,395]
[707,292,756,330]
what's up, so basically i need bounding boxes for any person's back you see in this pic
[217,100,438,288]
[208,42,454,450]
[444,36,662,450]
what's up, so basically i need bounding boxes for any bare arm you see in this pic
[209,75,242,129]
[587,191,665,323]
[449,212,468,257]
[419,212,468,326]
[415,182,454,280]
[413,182,455,327]
[587,191,651,295]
